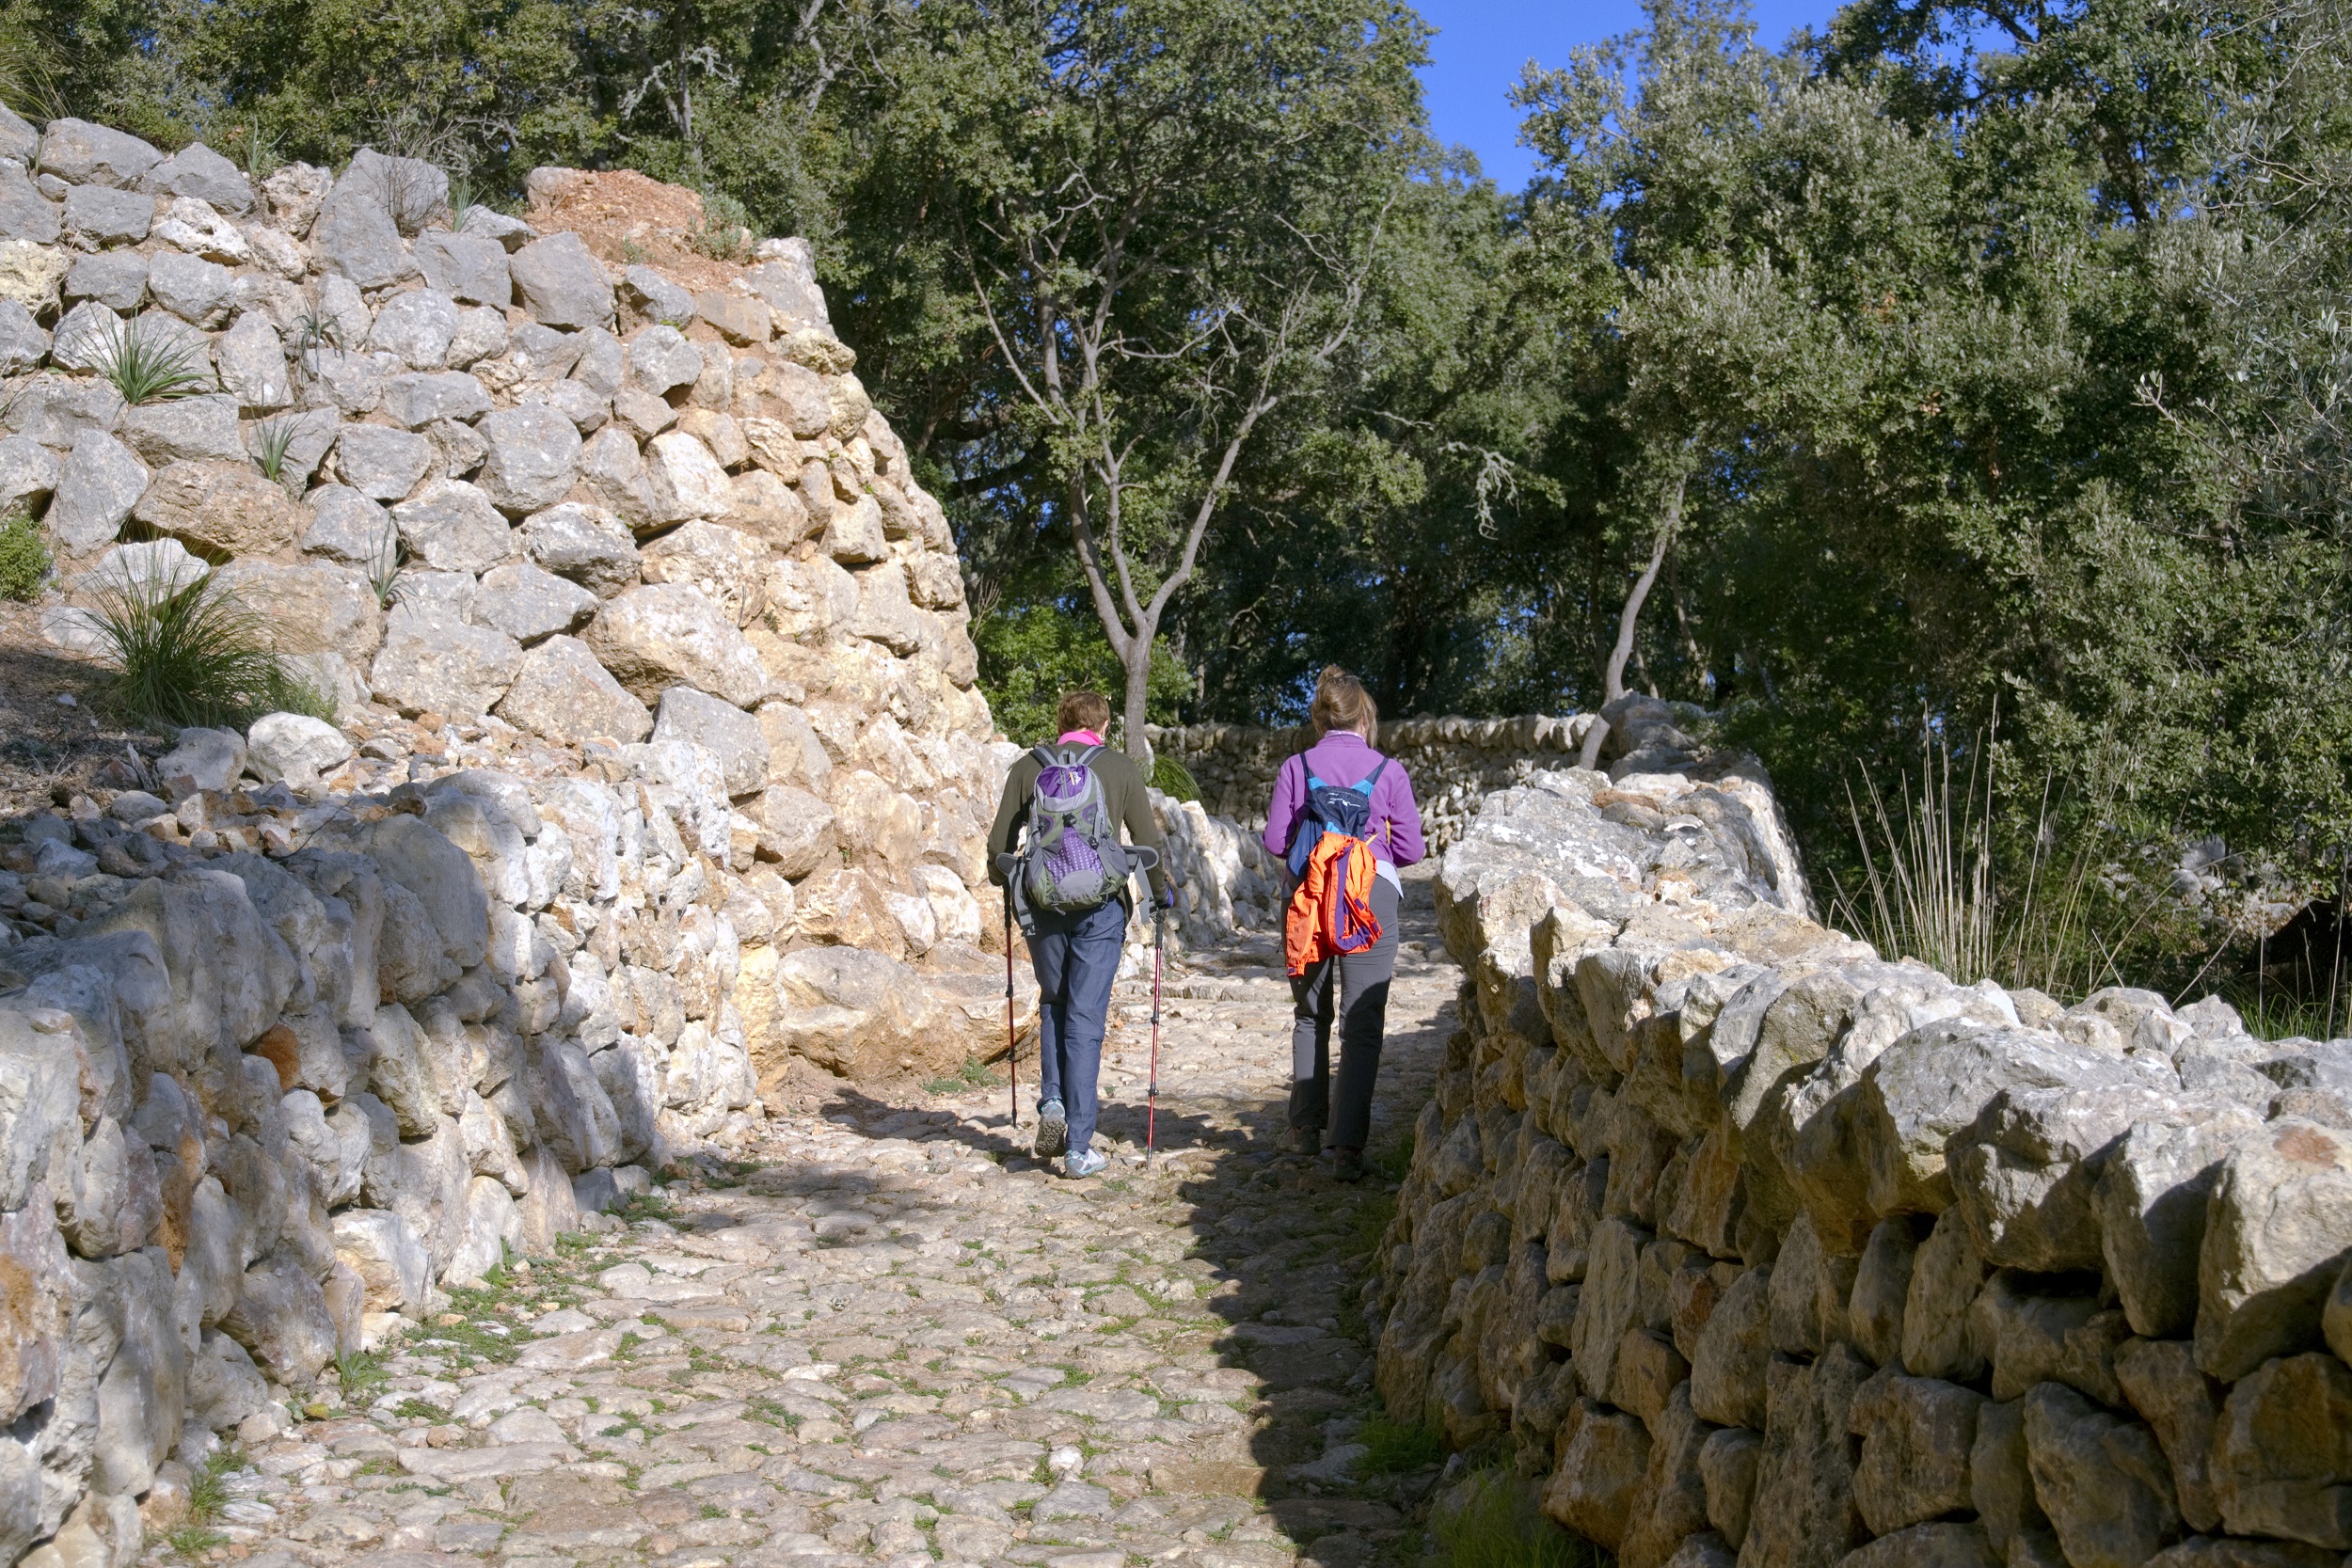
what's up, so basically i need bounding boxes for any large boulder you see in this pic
[2197,1118,2352,1381]
[393,479,515,575]
[510,232,614,330]
[130,460,307,557]
[585,582,769,708]
[369,599,522,721]
[638,518,766,625]
[476,405,583,514]
[521,501,640,596]
[2208,1352,2352,1548]
[494,636,652,745]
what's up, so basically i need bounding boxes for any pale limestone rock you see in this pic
[638,517,767,626]
[493,636,651,746]
[131,460,306,557]
[2023,1380,2181,1568]
[244,713,354,789]
[585,582,768,708]
[2099,1107,2264,1339]
[368,599,522,721]
[644,430,731,523]
[1847,1364,1983,1536]
[2209,1352,2352,1548]
[520,501,639,596]
[2197,1119,2352,1381]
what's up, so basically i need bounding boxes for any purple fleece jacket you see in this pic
[1262,731,1427,870]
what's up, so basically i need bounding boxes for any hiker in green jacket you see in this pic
[986,691,1173,1177]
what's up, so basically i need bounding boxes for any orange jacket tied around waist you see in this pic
[1285,831,1383,975]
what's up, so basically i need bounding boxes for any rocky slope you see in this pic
[1373,756,2352,1568]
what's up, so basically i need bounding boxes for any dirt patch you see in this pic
[525,169,753,293]
[0,599,165,824]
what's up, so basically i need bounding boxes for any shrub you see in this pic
[95,314,215,405]
[87,562,330,728]
[690,189,756,262]
[0,509,48,599]
[1149,754,1200,801]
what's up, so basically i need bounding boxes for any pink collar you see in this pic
[1058,729,1105,746]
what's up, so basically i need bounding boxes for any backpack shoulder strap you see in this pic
[1029,744,1060,769]
[1361,758,1389,790]
[1074,744,1103,767]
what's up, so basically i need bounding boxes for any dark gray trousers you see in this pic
[1288,875,1399,1151]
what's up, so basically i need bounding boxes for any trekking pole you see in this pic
[1001,876,1018,1132]
[1148,902,1165,1164]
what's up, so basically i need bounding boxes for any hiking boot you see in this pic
[1331,1147,1367,1183]
[1286,1125,1322,1157]
[1065,1148,1107,1180]
[1034,1100,1069,1159]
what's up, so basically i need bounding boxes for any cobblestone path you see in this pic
[178,875,1455,1568]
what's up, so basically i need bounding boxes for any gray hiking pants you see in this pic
[1288,876,1399,1152]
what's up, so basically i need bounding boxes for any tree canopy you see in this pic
[26,0,2352,903]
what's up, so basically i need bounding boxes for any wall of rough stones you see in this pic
[1371,758,2352,1568]
[1145,716,1595,851]
[0,106,1042,1568]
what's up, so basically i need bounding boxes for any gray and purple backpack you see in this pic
[1017,744,1134,915]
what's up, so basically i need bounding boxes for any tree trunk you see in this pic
[1122,645,1153,769]
[1577,470,1687,771]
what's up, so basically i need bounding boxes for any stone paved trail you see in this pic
[181,873,1456,1568]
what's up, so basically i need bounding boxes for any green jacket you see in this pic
[986,743,1172,907]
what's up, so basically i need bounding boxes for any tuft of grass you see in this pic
[95,313,215,405]
[1356,1412,1441,1475]
[1830,713,2139,1000]
[446,169,479,231]
[923,1055,1001,1095]
[251,414,302,488]
[0,508,48,599]
[1432,1466,1593,1568]
[392,1397,447,1422]
[336,1347,389,1401]
[689,189,755,262]
[1149,754,1200,802]
[87,562,333,729]
[291,306,342,362]
[232,117,281,182]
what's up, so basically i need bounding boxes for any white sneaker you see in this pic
[1064,1148,1107,1180]
[1034,1100,1069,1158]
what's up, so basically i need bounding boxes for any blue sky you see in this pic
[1414,0,1837,190]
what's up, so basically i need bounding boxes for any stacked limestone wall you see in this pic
[1372,760,2352,1568]
[1145,715,1595,851]
[0,106,1043,1568]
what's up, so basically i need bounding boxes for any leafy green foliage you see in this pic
[970,601,1189,748]
[87,563,331,730]
[0,510,49,600]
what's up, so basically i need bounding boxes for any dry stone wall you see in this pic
[1148,693,1743,857]
[1146,715,1595,851]
[1372,759,2352,1568]
[0,108,1041,1568]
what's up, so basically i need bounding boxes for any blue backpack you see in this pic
[1285,758,1389,878]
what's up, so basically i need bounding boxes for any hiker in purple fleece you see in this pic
[1262,667,1425,1180]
